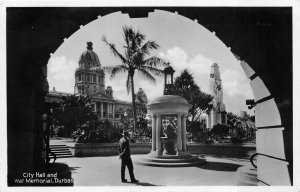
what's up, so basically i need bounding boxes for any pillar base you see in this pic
[150,150,162,156]
[135,153,206,167]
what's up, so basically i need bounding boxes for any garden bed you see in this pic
[65,142,255,157]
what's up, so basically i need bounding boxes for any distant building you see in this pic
[206,63,227,128]
[46,42,143,126]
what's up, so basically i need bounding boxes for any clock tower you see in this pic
[207,63,227,129]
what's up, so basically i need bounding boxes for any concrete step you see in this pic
[50,149,71,152]
[135,155,207,167]
[136,159,206,167]
[237,171,258,181]
[142,156,201,163]
[236,166,257,179]
[50,151,72,154]
[49,147,67,149]
[49,144,73,159]
[235,177,258,186]
[235,166,258,186]
[49,144,66,146]
[49,155,74,159]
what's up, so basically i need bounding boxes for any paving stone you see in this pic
[56,154,250,186]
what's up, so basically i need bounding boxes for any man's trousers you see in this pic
[121,157,136,181]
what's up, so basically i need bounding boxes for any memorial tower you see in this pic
[206,63,227,128]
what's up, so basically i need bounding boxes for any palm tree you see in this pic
[102,26,167,132]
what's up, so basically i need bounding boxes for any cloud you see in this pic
[106,73,131,101]
[47,55,77,92]
[159,47,213,92]
[48,55,77,82]
[159,47,213,76]
[222,69,253,98]
[158,46,254,115]
[107,71,165,102]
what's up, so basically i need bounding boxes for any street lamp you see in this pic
[163,65,175,95]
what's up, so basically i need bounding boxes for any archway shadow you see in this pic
[68,166,81,173]
[201,154,250,162]
[195,161,242,172]
[130,181,160,186]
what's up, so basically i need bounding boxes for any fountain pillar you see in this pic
[151,115,156,152]
[177,114,182,152]
[156,114,162,155]
[182,114,187,151]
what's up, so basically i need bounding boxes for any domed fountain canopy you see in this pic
[147,95,191,115]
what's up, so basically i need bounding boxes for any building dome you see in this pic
[147,95,191,115]
[79,42,101,67]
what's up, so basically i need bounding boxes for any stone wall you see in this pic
[66,142,256,157]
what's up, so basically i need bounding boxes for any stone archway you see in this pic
[7,7,292,186]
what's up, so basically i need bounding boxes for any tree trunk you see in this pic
[130,74,137,133]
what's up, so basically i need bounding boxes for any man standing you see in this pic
[119,130,139,183]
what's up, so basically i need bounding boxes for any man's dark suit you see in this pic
[119,136,136,182]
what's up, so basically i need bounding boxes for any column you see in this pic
[182,114,187,151]
[177,114,182,152]
[112,103,115,119]
[94,102,97,112]
[156,114,162,155]
[107,103,110,118]
[207,111,211,129]
[101,102,103,118]
[151,115,156,152]
[109,103,112,115]
[211,110,215,127]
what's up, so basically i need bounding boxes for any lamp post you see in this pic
[163,65,175,95]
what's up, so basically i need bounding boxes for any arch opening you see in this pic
[7,7,293,186]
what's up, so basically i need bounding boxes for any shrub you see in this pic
[186,120,211,142]
[230,136,243,143]
[130,117,152,143]
[72,120,122,143]
[53,126,67,137]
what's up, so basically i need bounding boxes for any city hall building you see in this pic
[46,42,136,126]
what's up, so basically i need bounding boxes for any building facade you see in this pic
[206,63,227,129]
[47,42,135,126]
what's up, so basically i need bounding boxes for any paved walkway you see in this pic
[56,154,250,186]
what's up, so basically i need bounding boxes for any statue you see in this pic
[161,124,177,155]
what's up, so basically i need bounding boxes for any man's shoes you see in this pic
[122,179,127,183]
[131,179,139,183]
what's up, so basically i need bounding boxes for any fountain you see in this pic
[136,66,206,167]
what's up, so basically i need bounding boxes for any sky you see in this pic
[48,10,254,115]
